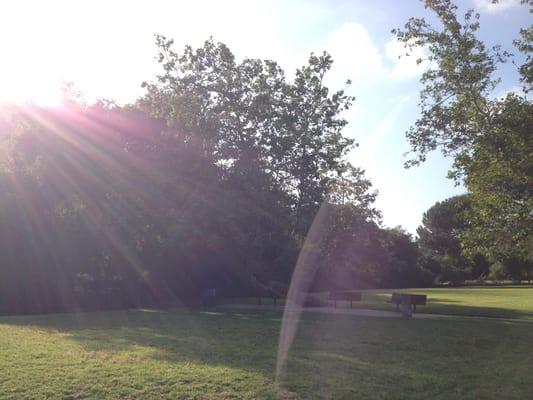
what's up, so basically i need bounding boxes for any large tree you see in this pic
[417,195,489,283]
[139,37,367,237]
[394,0,533,279]
[138,36,379,288]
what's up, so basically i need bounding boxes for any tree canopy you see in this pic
[0,39,397,315]
[394,0,533,280]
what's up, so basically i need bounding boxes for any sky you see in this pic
[0,0,529,233]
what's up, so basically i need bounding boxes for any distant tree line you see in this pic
[0,0,531,315]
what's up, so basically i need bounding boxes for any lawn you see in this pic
[224,286,533,319]
[358,286,533,319]
[1,305,532,399]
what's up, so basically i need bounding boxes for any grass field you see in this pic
[1,289,533,399]
[225,286,533,319]
[359,286,533,319]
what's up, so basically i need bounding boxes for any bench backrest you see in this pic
[329,291,362,301]
[410,294,427,305]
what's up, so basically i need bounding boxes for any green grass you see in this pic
[1,307,532,399]
[225,286,533,319]
[357,286,533,319]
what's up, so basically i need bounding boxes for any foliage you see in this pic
[394,0,533,280]
[312,206,431,290]
[380,227,433,287]
[139,36,362,237]
[514,2,533,90]
[0,38,396,314]
[417,195,490,283]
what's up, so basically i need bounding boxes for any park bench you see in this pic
[329,291,362,308]
[390,293,427,313]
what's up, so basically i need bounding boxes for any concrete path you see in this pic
[217,303,533,323]
[217,303,451,319]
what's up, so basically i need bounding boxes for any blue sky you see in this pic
[0,0,529,233]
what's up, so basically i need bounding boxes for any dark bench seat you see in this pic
[329,291,362,308]
[390,293,427,313]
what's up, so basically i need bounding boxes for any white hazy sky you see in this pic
[0,0,529,233]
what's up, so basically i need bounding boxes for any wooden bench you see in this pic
[390,293,427,313]
[329,291,362,308]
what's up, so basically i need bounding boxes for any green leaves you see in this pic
[397,0,533,279]
[395,0,509,169]
[140,37,369,237]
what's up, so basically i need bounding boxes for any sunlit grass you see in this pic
[0,310,279,400]
[351,286,533,319]
[1,308,532,399]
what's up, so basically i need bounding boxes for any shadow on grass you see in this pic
[2,309,284,375]
[321,299,533,319]
[422,304,533,319]
[455,285,533,289]
[2,308,533,399]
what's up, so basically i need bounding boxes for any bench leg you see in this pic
[350,300,353,309]
[413,304,416,313]
[396,303,399,312]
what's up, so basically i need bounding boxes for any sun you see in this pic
[0,75,62,107]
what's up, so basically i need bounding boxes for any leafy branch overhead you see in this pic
[394,0,532,269]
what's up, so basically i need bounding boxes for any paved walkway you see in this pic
[217,303,533,323]
[217,303,450,319]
